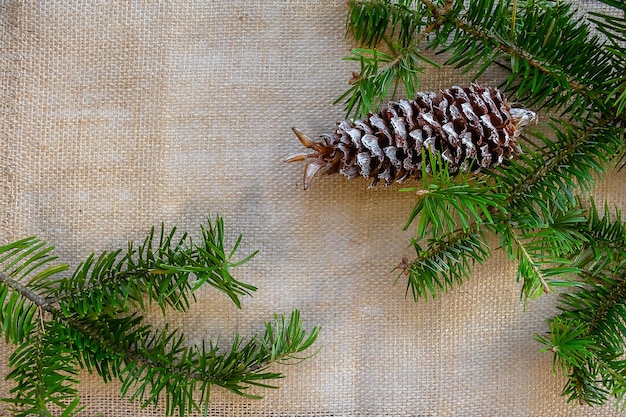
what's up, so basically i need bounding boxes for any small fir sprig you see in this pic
[327,0,626,408]
[0,217,320,417]
[534,201,626,406]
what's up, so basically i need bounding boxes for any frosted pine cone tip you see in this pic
[285,84,537,189]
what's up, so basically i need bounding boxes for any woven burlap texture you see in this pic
[1,1,625,416]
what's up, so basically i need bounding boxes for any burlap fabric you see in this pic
[1,1,625,416]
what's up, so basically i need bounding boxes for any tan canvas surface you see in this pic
[1,1,625,416]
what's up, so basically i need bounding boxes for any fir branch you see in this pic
[342,0,626,119]
[10,305,306,415]
[401,153,507,238]
[338,0,447,118]
[500,220,581,300]
[535,202,626,406]
[115,310,318,416]
[47,217,257,317]
[394,116,620,303]
[393,118,614,302]
[533,317,597,376]
[0,273,43,345]
[395,153,506,300]
[496,201,588,301]
[0,237,66,344]
[397,224,491,300]
[347,0,433,48]
[335,45,439,119]
[493,118,622,217]
[438,0,614,115]
[580,199,626,266]
[338,0,626,408]
[0,219,320,416]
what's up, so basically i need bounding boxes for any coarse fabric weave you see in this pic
[1,1,625,416]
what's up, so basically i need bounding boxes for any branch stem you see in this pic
[407,223,481,270]
[0,271,55,312]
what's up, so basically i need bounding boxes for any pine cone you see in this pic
[285,84,537,189]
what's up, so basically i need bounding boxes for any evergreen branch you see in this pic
[0,220,319,415]
[346,0,453,49]
[0,237,68,293]
[397,225,490,301]
[534,317,608,406]
[493,118,622,218]
[347,0,435,48]
[395,134,597,302]
[47,217,257,318]
[335,45,438,119]
[541,274,626,406]
[395,153,506,301]
[63,313,149,383]
[442,0,623,117]
[116,310,319,416]
[536,202,626,406]
[338,0,447,118]
[395,128,612,302]
[500,221,581,300]
[505,231,550,295]
[534,317,597,376]
[401,152,507,238]
[344,0,626,119]
[0,238,68,344]
[0,272,44,345]
[341,0,626,408]
[439,0,615,116]
[401,182,503,237]
[523,207,589,256]
[395,115,620,302]
[570,199,626,277]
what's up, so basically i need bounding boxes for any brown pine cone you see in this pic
[286,84,537,189]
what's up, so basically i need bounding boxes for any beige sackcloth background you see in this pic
[1,1,625,416]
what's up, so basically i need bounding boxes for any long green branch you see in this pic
[402,117,613,300]
[0,270,241,387]
[2,266,313,400]
[449,15,593,98]
[443,4,626,121]
[505,121,610,208]
[362,0,620,116]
